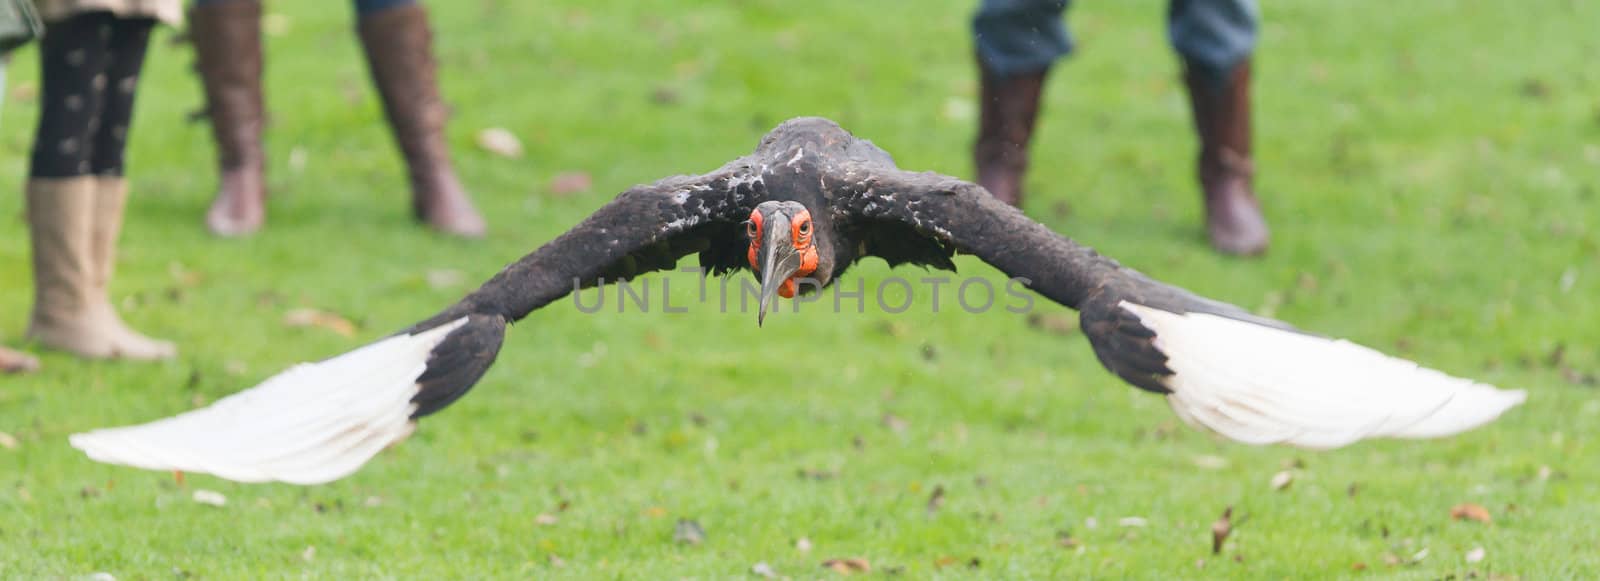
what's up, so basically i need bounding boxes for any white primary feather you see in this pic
[68,317,469,485]
[1120,302,1526,449]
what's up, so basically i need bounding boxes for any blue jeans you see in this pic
[193,0,413,15]
[974,0,1258,81]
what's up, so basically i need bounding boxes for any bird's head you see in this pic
[745,201,820,326]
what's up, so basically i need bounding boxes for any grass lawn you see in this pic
[3,0,1598,577]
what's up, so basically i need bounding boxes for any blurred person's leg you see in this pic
[191,0,266,236]
[91,18,176,355]
[1170,0,1268,255]
[26,11,174,360]
[356,0,486,237]
[972,0,1069,207]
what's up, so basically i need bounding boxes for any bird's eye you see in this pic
[798,220,811,235]
[744,220,758,239]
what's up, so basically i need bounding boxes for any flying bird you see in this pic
[70,117,1526,484]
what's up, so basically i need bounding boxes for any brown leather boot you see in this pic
[974,58,1047,207]
[1185,60,1269,256]
[26,177,175,360]
[0,346,38,374]
[358,5,487,238]
[192,0,267,237]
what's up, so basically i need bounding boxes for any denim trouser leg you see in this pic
[973,0,1071,78]
[192,0,415,14]
[353,0,416,14]
[974,0,1257,80]
[1167,0,1258,81]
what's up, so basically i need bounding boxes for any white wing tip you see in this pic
[1120,302,1527,449]
[68,318,466,485]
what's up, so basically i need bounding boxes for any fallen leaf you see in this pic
[548,554,566,568]
[1466,546,1486,563]
[1351,562,1367,571]
[166,262,205,289]
[283,308,357,337]
[1050,200,1073,219]
[192,490,227,507]
[797,468,837,481]
[881,413,908,433]
[1026,312,1078,336]
[1520,78,1551,99]
[650,86,680,105]
[364,496,382,508]
[1450,503,1492,523]
[1270,470,1294,491]
[549,171,593,196]
[751,561,777,578]
[476,127,524,158]
[9,81,37,103]
[822,558,870,575]
[534,513,559,526]
[644,506,667,518]
[1117,516,1147,527]
[926,485,946,516]
[1192,455,1227,470]
[796,537,813,553]
[301,545,316,562]
[0,432,17,449]
[1411,548,1430,563]
[933,556,958,569]
[88,574,115,581]
[426,269,465,290]
[1211,506,1233,554]
[1056,530,1080,548]
[673,518,706,545]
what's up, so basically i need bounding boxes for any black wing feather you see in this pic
[401,161,762,417]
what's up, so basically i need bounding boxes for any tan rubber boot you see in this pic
[92,177,178,358]
[973,57,1047,208]
[25,177,175,360]
[358,4,487,238]
[192,0,267,237]
[0,346,39,374]
[1185,60,1269,256]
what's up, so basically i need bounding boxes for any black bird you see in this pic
[71,118,1524,484]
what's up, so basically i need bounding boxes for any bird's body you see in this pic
[70,118,1526,484]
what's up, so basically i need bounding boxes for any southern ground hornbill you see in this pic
[70,117,1525,484]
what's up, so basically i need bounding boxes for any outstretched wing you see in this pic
[69,159,766,484]
[840,167,1525,449]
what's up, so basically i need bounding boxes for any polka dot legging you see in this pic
[29,12,155,179]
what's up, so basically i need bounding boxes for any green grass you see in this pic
[3,0,1598,577]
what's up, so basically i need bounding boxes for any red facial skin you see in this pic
[746,209,820,298]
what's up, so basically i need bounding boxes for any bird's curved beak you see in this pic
[755,212,800,327]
